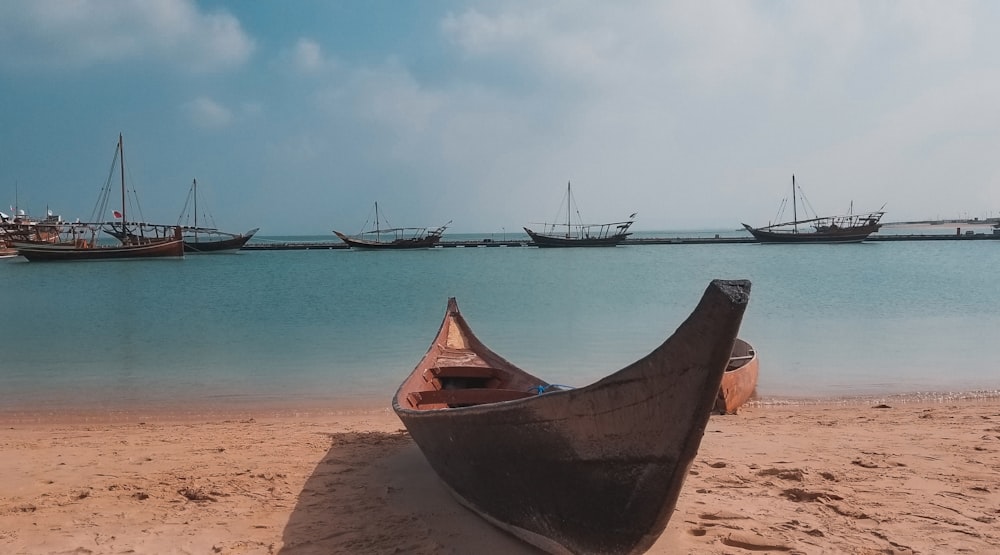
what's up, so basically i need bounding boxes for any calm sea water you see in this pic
[3,231,999,412]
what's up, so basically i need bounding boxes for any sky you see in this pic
[2,0,1000,235]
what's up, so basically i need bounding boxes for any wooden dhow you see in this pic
[1,207,64,248]
[742,175,884,244]
[334,202,449,249]
[176,179,258,253]
[524,181,635,247]
[11,134,184,262]
[715,337,759,415]
[13,224,183,261]
[393,279,751,554]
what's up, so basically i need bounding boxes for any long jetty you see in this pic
[243,229,1000,251]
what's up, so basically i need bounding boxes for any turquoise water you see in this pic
[3,236,999,411]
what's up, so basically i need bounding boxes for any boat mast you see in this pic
[566,181,572,239]
[792,174,798,232]
[193,178,198,242]
[119,133,126,227]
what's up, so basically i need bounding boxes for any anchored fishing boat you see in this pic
[11,134,183,262]
[333,202,449,249]
[13,224,183,261]
[175,179,258,253]
[1,208,63,248]
[524,181,635,247]
[393,279,751,554]
[742,175,884,243]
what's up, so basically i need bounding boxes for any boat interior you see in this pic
[727,339,756,371]
[404,362,542,409]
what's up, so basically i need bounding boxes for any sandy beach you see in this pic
[1,397,998,554]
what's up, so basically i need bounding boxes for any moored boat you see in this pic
[180,226,259,252]
[393,279,751,554]
[1,209,64,246]
[11,134,184,262]
[13,224,184,261]
[333,202,449,249]
[715,337,759,414]
[742,175,884,244]
[524,181,635,247]
[176,179,259,253]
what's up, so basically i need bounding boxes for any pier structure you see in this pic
[242,228,1000,251]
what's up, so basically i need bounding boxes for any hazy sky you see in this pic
[2,1,999,235]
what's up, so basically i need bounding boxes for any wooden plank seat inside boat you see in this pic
[424,365,497,380]
[407,388,536,408]
[422,365,501,389]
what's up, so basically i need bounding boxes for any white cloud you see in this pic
[182,97,234,129]
[312,59,447,144]
[241,102,263,117]
[441,8,541,56]
[0,0,254,72]
[891,0,977,62]
[153,1,1000,232]
[292,38,332,74]
[395,1,1000,227]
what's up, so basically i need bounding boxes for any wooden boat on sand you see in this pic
[715,337,759,415]
[393,279,751,554]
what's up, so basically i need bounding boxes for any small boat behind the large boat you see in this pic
[393,279,751,554]
[1,208,65,247]
[742,174,884,244]
[716,337,759,414]
[180,226,259,253]
[175,179,259,253]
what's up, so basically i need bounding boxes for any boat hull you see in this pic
[333,231,442,249]
[716,338,759,414]
[184,228,259,253]
[523,227,631,247]
[394,280,751,554]
[742,223,880,244]
[12,232,184,262]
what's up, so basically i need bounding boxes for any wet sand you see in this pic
[1,397,999,554]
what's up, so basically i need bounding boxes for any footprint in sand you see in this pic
[699,510,750,521]
[780,488,844,503]
[687,528,707,537]
[722,531,794,552]
[757,468,804,481]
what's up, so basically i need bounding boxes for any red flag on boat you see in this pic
[112,210,123,219]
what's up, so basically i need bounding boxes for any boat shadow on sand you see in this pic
[279,429,546,554]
